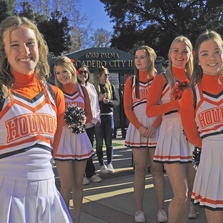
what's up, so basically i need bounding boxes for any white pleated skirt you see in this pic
[154,113,193,163]
[125,116,159,148]
[0,176,73,223]
[192,136,223,210]
[55,126,94,161]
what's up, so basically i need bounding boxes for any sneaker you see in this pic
[135,211,145,222]
[89,174,102,183]
[188,202,197,219]
[100,164,109,174]
[157,209,167,222]
[107,163,114,173]
[83,176,90,185]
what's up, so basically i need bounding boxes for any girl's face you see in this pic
[169,41,191,69]
[55,65,72,84]
[3,25,39,75]
[198,39,223,76]
[99,70,109,84]
[77,67,89,84]
[135,49,149,71]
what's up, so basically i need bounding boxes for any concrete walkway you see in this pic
[55,134,208,223]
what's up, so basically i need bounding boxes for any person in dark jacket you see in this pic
[93,66,119,173]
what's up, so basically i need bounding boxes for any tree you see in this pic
[38,10,71,56]
[91,28,111,47]
[0,0,10,22]
[100,0,223,57]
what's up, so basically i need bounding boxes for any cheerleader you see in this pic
[0,16,72,223]
[180,30,223,223]
[146,36,196,223]
[124,46,167,222]
[54,56,94,223]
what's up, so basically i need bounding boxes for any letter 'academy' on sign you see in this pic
[6,113,57,143]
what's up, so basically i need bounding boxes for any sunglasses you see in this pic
[78,70,88,74]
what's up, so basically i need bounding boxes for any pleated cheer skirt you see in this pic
[55,126,94,161]
[154,113,193,163]
[0,177,73,223]
[192,136,223,210]
[125,116,159,148]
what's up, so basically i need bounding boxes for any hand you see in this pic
[147,126,156,138]
[192,147,201,170]
[138,125,149,138]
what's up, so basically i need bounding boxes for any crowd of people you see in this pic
[0,15,222,223]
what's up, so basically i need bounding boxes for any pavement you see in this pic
[55,131,208,223]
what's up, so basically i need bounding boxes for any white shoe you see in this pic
[107,163,114,172]
[89,174,102,183]
[135,211,145,222]
[188,202,197,219]
[100,164,109,174]
[157,209,167,222]
[83,176,90,185]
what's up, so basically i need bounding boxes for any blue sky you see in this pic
[81,0,114,32]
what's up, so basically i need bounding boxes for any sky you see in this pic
[81,0,114,32]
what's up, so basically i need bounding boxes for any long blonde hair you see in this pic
[93,66,112,99]
[165,36,193,88]
[53,55,77,91]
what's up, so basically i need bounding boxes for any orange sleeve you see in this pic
[50,85,65,157]
[146,74,180,117]
[180,88,202,148]
[83,86,93,123]
[124,77,141,129]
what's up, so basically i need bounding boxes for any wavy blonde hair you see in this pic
[0,16,49,97]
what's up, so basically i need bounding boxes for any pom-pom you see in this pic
[171,79,191,100]
[64,104,86,134]
[192,147,201,170]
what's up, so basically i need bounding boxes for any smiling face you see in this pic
[135,49,149,71]
[77,67,89,85]
[55,65,72,85]
[198,39,223,76]
[169,41,191,69]
[3,25,39,75]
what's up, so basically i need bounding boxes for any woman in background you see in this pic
[77,64,102,184]
[93,66,119,173]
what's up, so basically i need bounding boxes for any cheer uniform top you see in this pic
[54,82,94,161]
[0,71,72,223]
[124,71,161,148]
[180,73,223,209]
[146,67,193,162]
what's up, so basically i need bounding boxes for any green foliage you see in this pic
[0,0,10,22]
[100,0,223,58]
[37,11,71,56]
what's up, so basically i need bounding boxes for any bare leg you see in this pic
[205,209,223,223]
[72,160,87,223]
[132,148,149,212]
[55,160,74,208]
[149,148,165,211]
[164,163,189,223]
